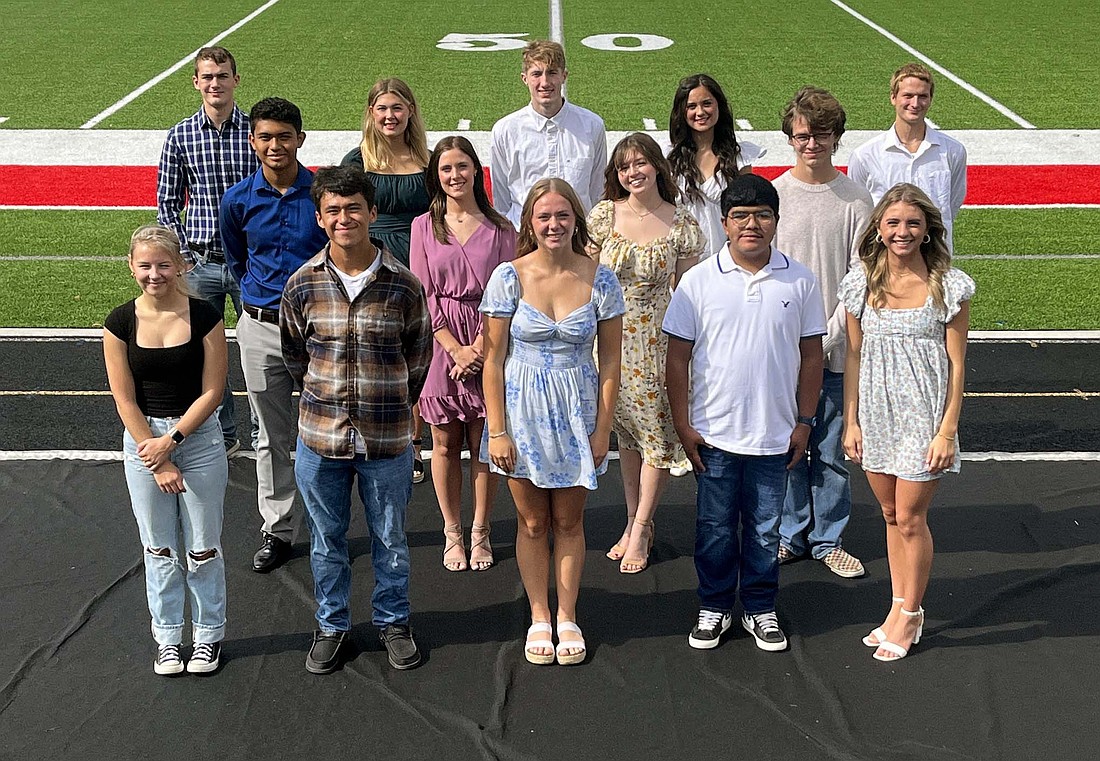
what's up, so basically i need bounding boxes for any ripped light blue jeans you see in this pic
[123,414,228,645]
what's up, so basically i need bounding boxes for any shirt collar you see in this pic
[313,240,399,273]
[888,123,942,152]
[526,101,570,130]
[716,243,788,276]
[251,163,313,196]
[197,104,246,131]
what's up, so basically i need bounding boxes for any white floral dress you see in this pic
[839,267,976,480]
[587,200,705,468]
[478,262,626,490]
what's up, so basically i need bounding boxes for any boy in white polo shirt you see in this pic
[664,174,825,652]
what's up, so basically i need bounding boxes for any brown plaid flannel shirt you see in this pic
[281,244,432,459]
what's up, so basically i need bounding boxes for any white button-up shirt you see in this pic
[490,101,607,226]
[846,125,967,251]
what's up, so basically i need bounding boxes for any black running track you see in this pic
[1,336,1098,760]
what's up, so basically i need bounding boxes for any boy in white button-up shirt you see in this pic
[846,63,967,251]
[489,40,607,226]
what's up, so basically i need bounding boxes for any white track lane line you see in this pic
[3,450,1099,462]
[80,0,283,129]
[829,0,1036,129]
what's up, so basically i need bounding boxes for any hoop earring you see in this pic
[922,234,931,243]
[874,233,883,244]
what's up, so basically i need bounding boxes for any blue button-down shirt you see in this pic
[156,105,258,264]
[219,163,329,310]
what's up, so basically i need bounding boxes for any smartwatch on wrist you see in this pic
[796,415,817,428]
[168,427,186,445]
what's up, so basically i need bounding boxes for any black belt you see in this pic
[242,304,279,325]
[205,252,226,264]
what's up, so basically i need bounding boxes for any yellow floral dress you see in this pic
[587,200,705,468]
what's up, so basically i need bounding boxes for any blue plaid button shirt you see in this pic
[156,105,258,264]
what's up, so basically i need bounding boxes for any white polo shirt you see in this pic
[662,245,826,456]
[846,124,967,251]
[489,101,607,226]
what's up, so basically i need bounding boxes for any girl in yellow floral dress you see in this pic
[588,133,704,573]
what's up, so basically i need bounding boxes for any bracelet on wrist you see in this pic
[936,432,955,441]
[488,430,509,439]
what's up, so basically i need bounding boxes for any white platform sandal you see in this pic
[524,622,555,665]
[555,621,587,666]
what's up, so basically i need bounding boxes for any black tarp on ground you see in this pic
[2,458,1097,760]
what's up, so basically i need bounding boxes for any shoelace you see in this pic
[157,644,182,663]
[752,612,780,633]
[191,643,216,662]
[697,610,726,630]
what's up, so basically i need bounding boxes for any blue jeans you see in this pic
[294,440,413,631]
[780,370,852,559]
[186,259,248,445]
[694,446,787,614]
[123,414,228,645]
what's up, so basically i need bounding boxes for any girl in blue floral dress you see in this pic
[480,178,625,666]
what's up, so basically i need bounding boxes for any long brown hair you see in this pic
[424,136,509,244]
[515,178,591,258]
[856,183,951,311]
[668,74,742,204]
[603,132,679,204]
[358,78,430,172]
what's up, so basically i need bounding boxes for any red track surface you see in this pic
[2,164,1099,206]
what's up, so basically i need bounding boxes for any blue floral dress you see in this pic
[839,266,975,480]
[479,261,626,489]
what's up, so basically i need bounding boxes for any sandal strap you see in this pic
[555,621,586,652]
[875,641,908,658]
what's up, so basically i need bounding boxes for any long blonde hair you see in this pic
[358,78,430,172]
[856,183,951,311]
[515,179,592,258]
[129,224,194,298]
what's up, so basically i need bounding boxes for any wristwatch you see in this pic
[796,415,817,428]
[168,426,186,445]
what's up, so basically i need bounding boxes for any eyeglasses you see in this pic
[789,132,835,147]
[726,209,776,225]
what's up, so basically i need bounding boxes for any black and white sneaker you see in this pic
[689,609,734,649]
[186,642,221,674]
[154,643,184,675]
[741,611,788,652]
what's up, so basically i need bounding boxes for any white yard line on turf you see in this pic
[829,0,1036,129]
[0,117,9,125]
[549,0,566,99]
[736,119,754,130]
[457,119,471,130]
[643,118,657,130]
[79,0,283,129]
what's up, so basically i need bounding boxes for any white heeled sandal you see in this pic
[862,596,904,647]
[872,608,925,662]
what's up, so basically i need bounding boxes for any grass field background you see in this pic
[2,0,1098,329]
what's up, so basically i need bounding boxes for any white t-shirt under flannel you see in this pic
[662,245,826,456]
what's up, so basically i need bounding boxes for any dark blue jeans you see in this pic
[781,370,852,559]
[694,446,787,614]
[294,440,414,631]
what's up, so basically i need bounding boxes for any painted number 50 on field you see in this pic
[436,33,673,52]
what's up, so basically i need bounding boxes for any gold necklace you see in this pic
[626,198,659,219]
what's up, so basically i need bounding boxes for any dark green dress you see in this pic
[340,147,429,267]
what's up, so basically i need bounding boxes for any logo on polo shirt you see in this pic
[782,300,790,308]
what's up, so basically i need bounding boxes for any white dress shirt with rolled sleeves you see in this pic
[490,102,607,227]
[846,125,967,252]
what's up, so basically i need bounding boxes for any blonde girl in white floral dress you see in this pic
[840,183,974,663]
[588,133,705,573]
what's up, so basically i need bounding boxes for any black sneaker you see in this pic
[154,643,184,675]
[187,642,221,674]
[741,611,788,652]
[688,609,733,650]
[379,623,422,670]
[305,630,347,674]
